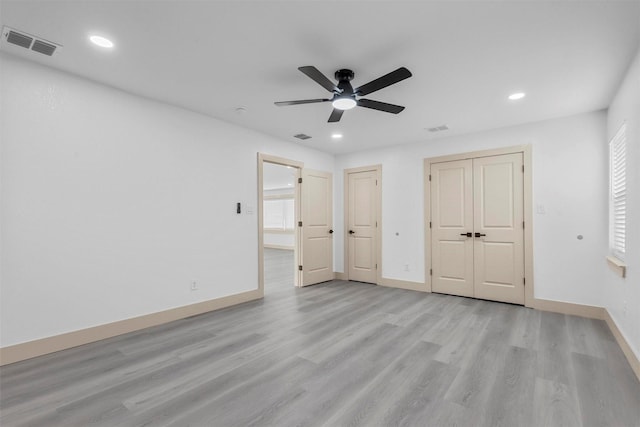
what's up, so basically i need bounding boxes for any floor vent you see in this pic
[294,133,312,140]
[2,26,62,56]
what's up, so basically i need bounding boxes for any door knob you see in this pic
[475,232,486,237]
[460,232,472,237]
[329,229,334,234]
[349,230,355,234]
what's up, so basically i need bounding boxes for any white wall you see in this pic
[0,53,334,347]
[335,111,608,307]
[0,48,629,355]
[605,46,640,360]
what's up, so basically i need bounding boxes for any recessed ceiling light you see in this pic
[508,92,526,100]
[89,35,114,48]
[331,133,343,139]
[287,183,293,186]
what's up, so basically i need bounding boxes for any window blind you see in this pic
[610,123,626,259]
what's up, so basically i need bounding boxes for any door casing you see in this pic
[343,165,382,285]
[258,153,303,297]
[424,145,534,307]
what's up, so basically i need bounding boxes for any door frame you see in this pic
[424,145,534,307]
[258,153,303,297]
[343,164,382,285]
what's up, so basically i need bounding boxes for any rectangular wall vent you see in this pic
[2,26,62,56]
[294,133,312,140]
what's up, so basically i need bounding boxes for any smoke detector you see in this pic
[2,26,62,57]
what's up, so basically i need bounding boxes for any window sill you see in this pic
[606,256,626,278]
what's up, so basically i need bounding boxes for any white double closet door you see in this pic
[431,153,524,305]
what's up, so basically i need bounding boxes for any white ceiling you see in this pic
[1,1,639,154]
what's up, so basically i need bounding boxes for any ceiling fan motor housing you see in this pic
[335,69,354,81]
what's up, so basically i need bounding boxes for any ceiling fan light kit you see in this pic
[332,97,357,110]
[275,66,412,122]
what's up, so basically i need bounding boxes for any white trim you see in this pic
[0,289,261,366]
[604,309,640,382]
[605,255,627,278]
[379,277,427,292]
[258,153,304,293]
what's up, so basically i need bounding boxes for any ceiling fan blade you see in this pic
[298,66,338,93]
[357,99,405,114]
[354,67,412,96]
[274,98,331,106]
[328,109,344,122]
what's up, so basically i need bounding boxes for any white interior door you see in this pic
[347,169,378,284]
[301,169,333,286]
[431,159,474,297]
[430,153,525,305]
[473,153,524,304]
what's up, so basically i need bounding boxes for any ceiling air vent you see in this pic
[2,26,62,56]
[31,39,57,56]
[294,133,312,140]
[6,30,32,49]
[427,125,449,133]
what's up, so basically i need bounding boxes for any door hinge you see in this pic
[375,264,378,269]
[430,268,433,276]
[429,221,432,229]
[376,221,378,227]
[299,265,303,271]
[523,221,525,229]
[298,177,302,184]
[522,165,524,173]
[429,174,432,181]
[298,221,302,227]
[376,179,378,185]
[523,277,526,285]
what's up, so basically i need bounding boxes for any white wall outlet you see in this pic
[536,204,546,214]
[404,263,410,272]
[190,281,198,291]
[246,205,254,215]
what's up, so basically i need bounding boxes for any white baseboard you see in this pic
[334,272,348,280]
[532,298,639,382]
[604,309,640,382]
[379,277,427,292]
[0,289,262,366]
[532,298,605,319]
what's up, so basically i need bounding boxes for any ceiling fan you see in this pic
[274,66,412,122]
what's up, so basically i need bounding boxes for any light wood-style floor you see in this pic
[264,247,295,293]
[1,278,639,426]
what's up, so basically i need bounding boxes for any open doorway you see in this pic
[263,162,297,293]
[258,154,303,296]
